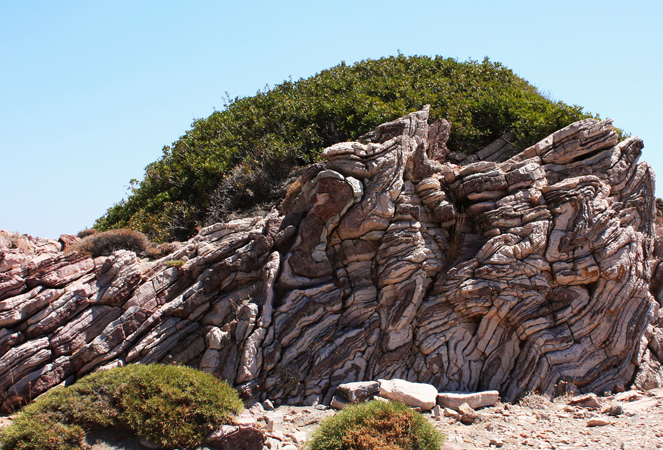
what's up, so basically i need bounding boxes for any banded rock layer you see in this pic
[1,107,661,410]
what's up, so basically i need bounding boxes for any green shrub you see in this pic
[68,228,149,258]
[0,364,244,450]
[94,55,596,241]
[165,259,186,268]
[307,400,444,450]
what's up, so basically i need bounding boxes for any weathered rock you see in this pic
[608,404,624,416]
[437,390,500,411]
[457,402,478,424]
[623,398,658,413]
[206,424,265,450]
[0,108,661,411]
[568,393,602,409]
[378,378,438,410]
[587,418,611,427]
[337,381,381,403]
[330,395,348,410]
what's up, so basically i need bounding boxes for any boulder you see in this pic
[378,379,438,411]
[337,381,381,403]
[206,424,265,450]
[457,402,478,424]
[437,391,500,411]
[568,393,602,409]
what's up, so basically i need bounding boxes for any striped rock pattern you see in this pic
[0,107,660,410]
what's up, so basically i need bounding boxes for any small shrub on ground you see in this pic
[68,228,149,258]
[0,364,244,450]
[518,391,552,410]
[307,400,444,450]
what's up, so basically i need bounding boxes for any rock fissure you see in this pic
[1,107,662,411]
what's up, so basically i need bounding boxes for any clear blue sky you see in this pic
[2,0,661,239]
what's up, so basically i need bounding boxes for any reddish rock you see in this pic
[0,109,661,412]
[58,234,79,250]
[206,424,265,450]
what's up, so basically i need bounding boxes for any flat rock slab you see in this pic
[623,398,659,413]
[437,390,500,411]
[568,393,602,409]
[379,378,438,411]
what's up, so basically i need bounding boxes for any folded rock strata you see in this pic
[1,106,661,410]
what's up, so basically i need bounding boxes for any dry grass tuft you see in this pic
[518,391,552,410]
[68,229,149,258]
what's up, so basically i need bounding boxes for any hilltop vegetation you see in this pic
[94,54,595,241]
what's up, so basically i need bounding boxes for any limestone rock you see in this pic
[378,379,438,410]
[206,424,265,450]
[568,393,602,409]
[337,381,380,403]
[437,390,500,411]
[587,418,611,427]
[330,395,348,410]
[457,402,478,424]
[0,108,661,411]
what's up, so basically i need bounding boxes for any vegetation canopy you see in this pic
[94,54,595,241]
[0,364,244,450]
[307,400,444,450]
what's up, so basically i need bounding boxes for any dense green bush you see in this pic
[68,228,149,257]
[307,400,444,450]
[0,364,243,450]
[95,54,595,241]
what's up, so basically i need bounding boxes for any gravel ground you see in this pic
[2,389,663,449]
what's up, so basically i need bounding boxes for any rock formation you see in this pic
[1,107,661,411]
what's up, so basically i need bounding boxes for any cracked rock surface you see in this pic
[1,107,661,411]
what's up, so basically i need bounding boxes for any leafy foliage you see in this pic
[0,364,244,450]
[307,400,444,450]
[95,55,595,241]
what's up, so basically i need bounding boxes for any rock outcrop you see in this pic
[1,107,661,411]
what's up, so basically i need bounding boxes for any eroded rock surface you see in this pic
[1,107,661,411]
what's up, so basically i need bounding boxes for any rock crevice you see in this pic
[0,108,660,410]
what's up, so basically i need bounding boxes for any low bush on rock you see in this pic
[94,55,596,242]
[0,364,244,450]
[76,228,98,238]
[0,230,30,252]
[307,400,443,450]
[68,228,149,257]
[143,241,179,259]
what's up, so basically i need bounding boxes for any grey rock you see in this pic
[337,381,380,403]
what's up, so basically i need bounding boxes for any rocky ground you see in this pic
[245,388,663,450]
[4,388,660,450]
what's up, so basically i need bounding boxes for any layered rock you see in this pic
[0,107,660,411]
